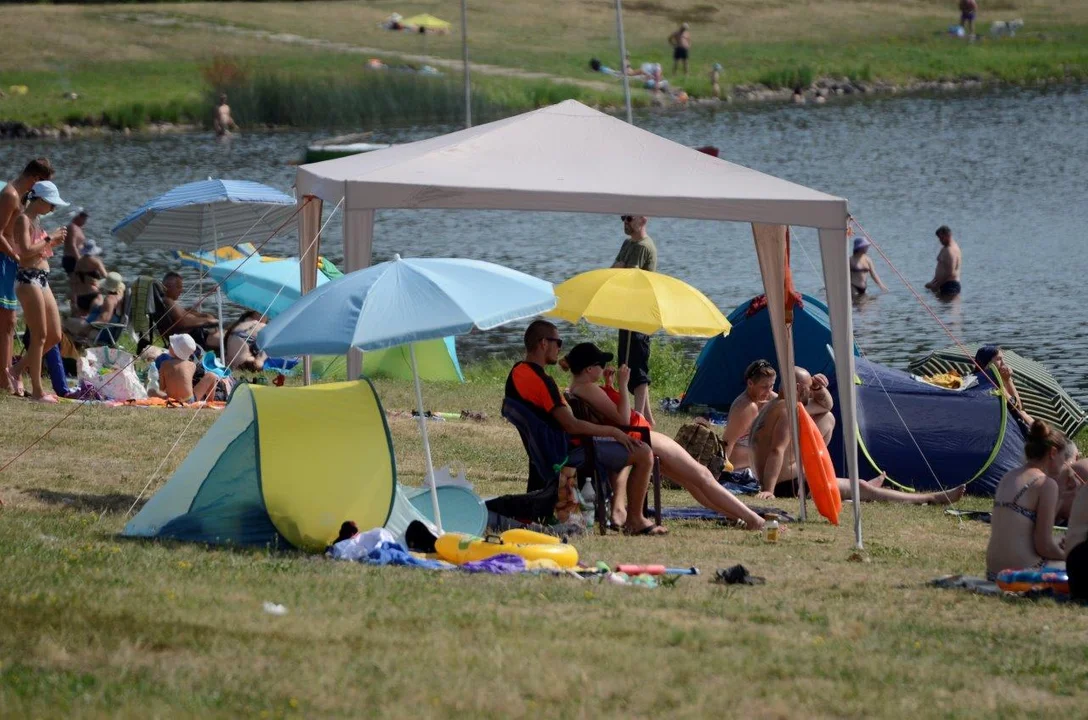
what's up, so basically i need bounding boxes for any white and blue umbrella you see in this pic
[111,179,296,250]
[259,254,556,531]
[112,179,297,359]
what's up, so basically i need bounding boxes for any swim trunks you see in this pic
[15,266,49,289]
[618,329,651,390]
[62,255,77,274]
[0,255,17,311]
[673,46,689,60]
[961,11,976,22]
[774,478,802,499]
[939,280,961,296]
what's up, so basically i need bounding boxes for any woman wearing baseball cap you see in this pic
[8,181,69,402]
[562,342,765,531]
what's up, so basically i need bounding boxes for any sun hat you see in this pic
[564,342,614,375]
[102,272,125,295]
[82,238,103,257]
[28,180,69,208]
[853,236,871,252]
[169,333,198,360]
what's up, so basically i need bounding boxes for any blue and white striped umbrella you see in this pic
[111,179,296,250]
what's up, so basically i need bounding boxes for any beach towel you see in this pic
[660,506,795,523]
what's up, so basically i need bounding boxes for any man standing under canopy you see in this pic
[612,214,658,427]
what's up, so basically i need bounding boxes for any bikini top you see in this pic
[994,476,1039,522]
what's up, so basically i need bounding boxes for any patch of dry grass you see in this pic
[1,377,1086,717]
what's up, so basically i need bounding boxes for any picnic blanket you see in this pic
[660,506,796,523]
[929,574,1078,602]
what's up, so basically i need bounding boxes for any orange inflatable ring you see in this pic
[797,402,842,525]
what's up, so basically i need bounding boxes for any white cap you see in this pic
[28,180,69,208]
[169,334,198,360]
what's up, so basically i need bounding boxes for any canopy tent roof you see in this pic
[296,100,847,229]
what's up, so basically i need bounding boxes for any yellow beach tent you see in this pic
[402,13,451,32]
[123,381,399,552]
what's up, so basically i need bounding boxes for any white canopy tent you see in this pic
[294,100,863,548]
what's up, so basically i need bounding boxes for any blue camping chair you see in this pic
[500,397,661,535]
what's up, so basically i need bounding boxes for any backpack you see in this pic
[672,421,725,487]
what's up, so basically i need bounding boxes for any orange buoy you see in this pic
[797,402,842,525]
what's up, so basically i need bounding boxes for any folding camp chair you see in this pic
[500,397,661,535]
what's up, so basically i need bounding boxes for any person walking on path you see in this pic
[668,22,691,76]
[0,158,54,395]
[612,214,658,427]
[924,225,962,298]
[959,0,978,37]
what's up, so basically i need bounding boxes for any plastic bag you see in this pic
[79,347,147,401]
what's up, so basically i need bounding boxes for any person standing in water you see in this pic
[213,93,237,137]
[850,236,889,296]
[924,225,962,297]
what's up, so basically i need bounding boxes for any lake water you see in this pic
[3,87,1086,400]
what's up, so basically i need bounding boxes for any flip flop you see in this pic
[712,564,765,586]
[624,523,668,537]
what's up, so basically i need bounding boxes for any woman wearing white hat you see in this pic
[849,236,889,297]
[9,181,68,402]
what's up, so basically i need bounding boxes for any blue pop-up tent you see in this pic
[827,357,1026,496]
[681,294,857,411]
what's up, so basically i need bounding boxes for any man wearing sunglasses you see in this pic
[505,320,665,535]
[612,214,658,427]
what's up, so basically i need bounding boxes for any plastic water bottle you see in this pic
[146,361,160,395]
[763,514,780,544]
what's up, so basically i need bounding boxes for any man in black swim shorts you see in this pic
[669,22,691,75]
[925,225,962,298]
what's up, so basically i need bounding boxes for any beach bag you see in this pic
[672,421,725,487]
[79,347,147,401]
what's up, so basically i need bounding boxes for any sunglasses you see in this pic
[544,337,563,348]
[746,360,773,379]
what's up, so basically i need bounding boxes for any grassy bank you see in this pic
[2,2,1088,129]
[2,361,1088,716]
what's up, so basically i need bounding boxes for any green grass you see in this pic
[2,361,1088,716]
[2,2,1088,129]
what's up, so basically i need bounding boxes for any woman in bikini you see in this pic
[723,359,778,473]
[985,419,1073,579]
[9,181,68,402]
[562,342,764,531]
[850,237,888,296]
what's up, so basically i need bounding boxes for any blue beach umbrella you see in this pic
[112,179,297,358]
[189,255,341,319]
[259,254,556,531]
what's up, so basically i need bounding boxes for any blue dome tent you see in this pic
[827,357,1026,496]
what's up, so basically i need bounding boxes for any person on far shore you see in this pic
[710,63,722,98]
[850,236,889,296]
[924,225,961,298]
[62,208,89,275]
[985,419,1072,580]
[0,158,55,395]
[959,0,978,36]
[612,214,658,427]
[213,93,237,137]
[668,22,691,76]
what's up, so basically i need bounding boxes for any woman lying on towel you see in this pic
[986,419,1073,580]
[561,342,764,531]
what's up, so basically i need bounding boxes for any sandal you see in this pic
[712,564,765,586]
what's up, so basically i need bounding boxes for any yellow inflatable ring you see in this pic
[435,532,579,568]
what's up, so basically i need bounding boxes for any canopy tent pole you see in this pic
[410,345,445,532]
[614,0,634,124]
[343,209,375,381]
[819,226,863,548]
[460,0,472,128]
[208,207,227,362]
[297,196,323,385]
[752,223,806,521]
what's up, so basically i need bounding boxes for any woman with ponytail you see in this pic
[986,419,1074,579]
